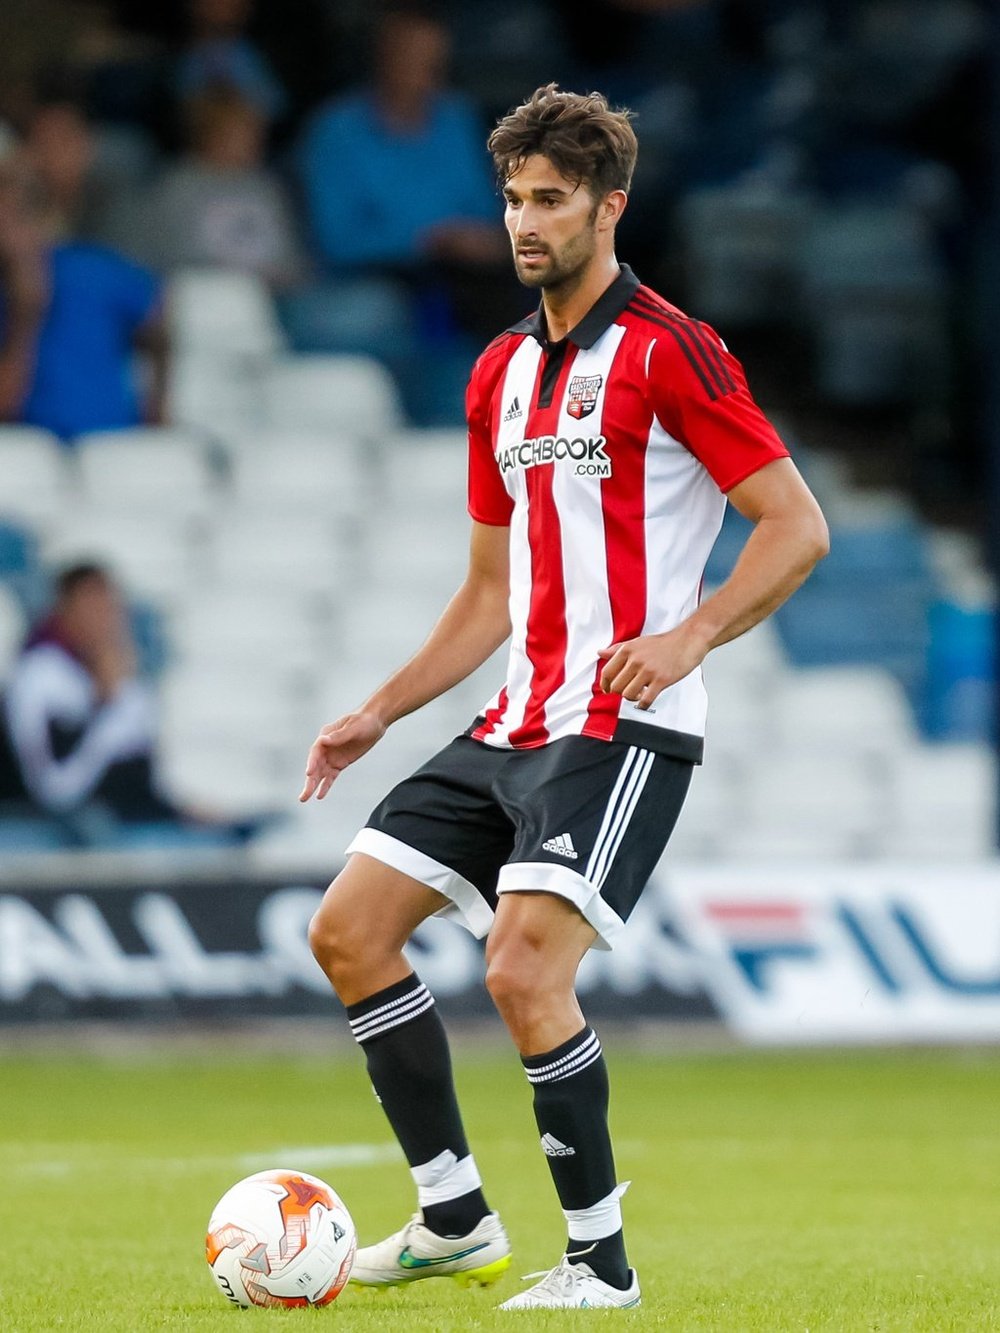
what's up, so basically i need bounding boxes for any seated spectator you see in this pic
[298,4,500,273]
[175,0,288,124]
[136,84,305,288]
[22,82,150,245]
[294,2,514,346]
[287,2,519,420]
[0,143,167,440]
[0,563,183,842]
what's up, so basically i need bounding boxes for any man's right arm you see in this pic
[0,252,47,420]
[299,520,510,802]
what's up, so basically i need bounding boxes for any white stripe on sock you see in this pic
[563,1181,631,1242]
[349,984,432,1041]
[351,993,435,1043]
[523,1031,601,1084]
[525,1043,602,1084]
[411,1150,483,1208]
[348,982,430,1031]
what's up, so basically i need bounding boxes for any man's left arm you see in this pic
[599,457,828,708]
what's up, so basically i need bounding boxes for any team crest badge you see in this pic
[567,374,602,420]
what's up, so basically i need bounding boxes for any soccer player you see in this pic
[301,84,829,1310]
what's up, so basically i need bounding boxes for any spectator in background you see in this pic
[0,563,183,842]
[136,84,305,287]
[298,3,500,277]
[175,0,288,125]
[0,138,167,440]
[296,4,517,327]
[24,96,99,238]
[288,2,520,421]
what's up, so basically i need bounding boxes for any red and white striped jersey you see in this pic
[466,264,788,760]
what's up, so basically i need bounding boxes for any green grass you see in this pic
[1,1041,998,1331]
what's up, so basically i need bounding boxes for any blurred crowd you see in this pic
[0,0,993,846]
[0,0,992,494]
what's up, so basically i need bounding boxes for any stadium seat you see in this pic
[158,735,299,818]
[159,664,312,744]
[381,429,467,511]
[41,508,204,607]
[733,751,887,856]
[771,667,918,758]
[883,743,997,860]
[0,520,36,581]
[362,511,469,595]
[0,817,72,853]
[169,591,324,683]
[800,203,948,406]
[262,355,403,439]
[677,184,815,326]
[775,584,928,682]
[227,430,369,520]
[167,351,266,446]
[207,510,351,606]
[665,762,749,859]
[74,428,219,524]
[0,582,26,677]
[167,267,285,359]
[337,599,441,676]
[811,519,930,591]
[0,426,70,534]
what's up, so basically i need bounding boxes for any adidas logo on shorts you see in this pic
[542,832,578,860]
[541,1133,576,1157]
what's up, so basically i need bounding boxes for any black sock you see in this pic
[346,973,489,1236]
[522,1025,630,1290]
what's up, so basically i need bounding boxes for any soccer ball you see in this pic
[206,1168,356,1308]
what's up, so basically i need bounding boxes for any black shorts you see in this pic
[346,733,693,950]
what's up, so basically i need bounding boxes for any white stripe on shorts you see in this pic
[584,746,655,888]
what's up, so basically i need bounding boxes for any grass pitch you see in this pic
[0,1037,997,1331]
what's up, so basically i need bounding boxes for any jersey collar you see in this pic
[507,263,641,350]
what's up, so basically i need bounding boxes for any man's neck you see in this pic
[541,254,620,344]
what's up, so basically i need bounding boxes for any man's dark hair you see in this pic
[55,562,111,599]
[488,83,637,199]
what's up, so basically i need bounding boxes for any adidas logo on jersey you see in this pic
[503,396,523,422]
[541,1133,576,1157]
[542,832,578,860]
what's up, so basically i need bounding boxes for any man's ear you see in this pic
[599,189,628,230]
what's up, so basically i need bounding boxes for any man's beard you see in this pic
[513,214,598,293]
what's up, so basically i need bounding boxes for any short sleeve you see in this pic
[647,323,789,492]
[104,250,162,331]
[467,352,514,526]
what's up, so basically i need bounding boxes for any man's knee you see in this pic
[308,891,369,983]
[484,949,526,1014]
[308,855,441,997]
[485,938,555,1020]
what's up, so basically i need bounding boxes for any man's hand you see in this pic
[88,638,137,702]
[299,710,387,802]
[597,626,708,711]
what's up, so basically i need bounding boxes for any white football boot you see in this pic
[349,1210,512,1289]
[499,1256,641,1310]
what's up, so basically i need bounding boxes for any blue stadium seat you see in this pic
[0,520,35,579]
[810,520,931,588]
[775,584,928,706]
[0,817,73,853]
